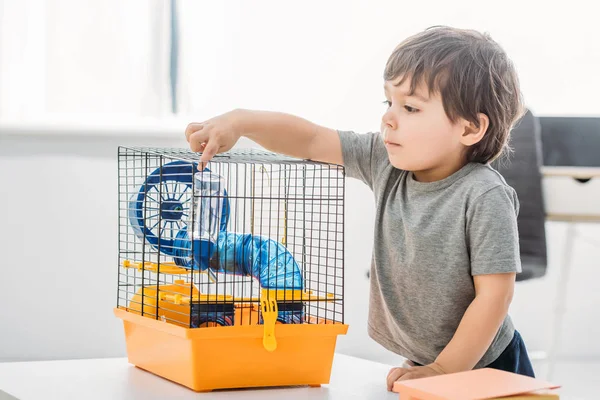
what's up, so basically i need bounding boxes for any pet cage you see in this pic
[114,147,347,391]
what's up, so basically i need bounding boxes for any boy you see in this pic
[185,26,535,391]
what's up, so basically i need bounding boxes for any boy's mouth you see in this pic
[384,140,401,148]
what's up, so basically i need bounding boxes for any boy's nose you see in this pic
[382,111,397,132]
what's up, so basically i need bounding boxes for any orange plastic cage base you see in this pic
[114,307,348,392]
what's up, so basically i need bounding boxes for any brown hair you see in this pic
[384,26,524,163]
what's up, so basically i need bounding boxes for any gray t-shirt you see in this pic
[338,130,521,368]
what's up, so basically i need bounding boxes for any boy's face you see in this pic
[381,77,469,180]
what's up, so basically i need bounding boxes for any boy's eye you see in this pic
[382,101,419,113]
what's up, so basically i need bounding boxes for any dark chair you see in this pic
[492,110,548,281]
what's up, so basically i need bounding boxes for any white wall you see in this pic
[0,133,173,361]
[175,0,600,127]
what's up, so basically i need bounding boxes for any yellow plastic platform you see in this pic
[114,307,348,392]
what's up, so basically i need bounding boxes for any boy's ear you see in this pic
[460,113,489,146]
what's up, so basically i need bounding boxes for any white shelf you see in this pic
[0,115,197,138]
[541,166,600,178]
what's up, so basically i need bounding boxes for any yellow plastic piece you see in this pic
[114,307,348,392]
[227,290,333,303]
[159,292,233,306]
[260,288,336,302]
[127,280,232,326]
[127,281,200,326]
[260,298,278,352]
[217,290,337,304]
[122,260,193,275]
[122,259,218,282]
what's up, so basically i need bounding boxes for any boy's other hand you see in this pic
[386,362,446,392]
[185,109,243,170]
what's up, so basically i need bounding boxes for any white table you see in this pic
[0,353,399,400]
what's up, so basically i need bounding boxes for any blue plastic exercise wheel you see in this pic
[129,160,229,256]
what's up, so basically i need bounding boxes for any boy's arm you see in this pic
[242,110,343,165]
[185,109,343,167]
[387,273,516,389]
[433,272,515,373]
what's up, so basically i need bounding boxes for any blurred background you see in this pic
[1,0,599,398]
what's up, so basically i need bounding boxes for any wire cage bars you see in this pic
[117,147,345,331]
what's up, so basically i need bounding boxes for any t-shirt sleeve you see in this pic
[337,130,383,189]
[466,185,522,275]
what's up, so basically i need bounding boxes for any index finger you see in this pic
[199,142,221,170]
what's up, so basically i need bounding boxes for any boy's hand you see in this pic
[386,362,446,391]
[185,109,244,170]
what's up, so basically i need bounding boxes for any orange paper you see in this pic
[393,368,560,400]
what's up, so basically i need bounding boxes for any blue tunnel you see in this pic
[173,229,304,290]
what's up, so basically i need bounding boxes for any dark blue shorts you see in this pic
[412,330,535,377]
[485,330,535,377]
